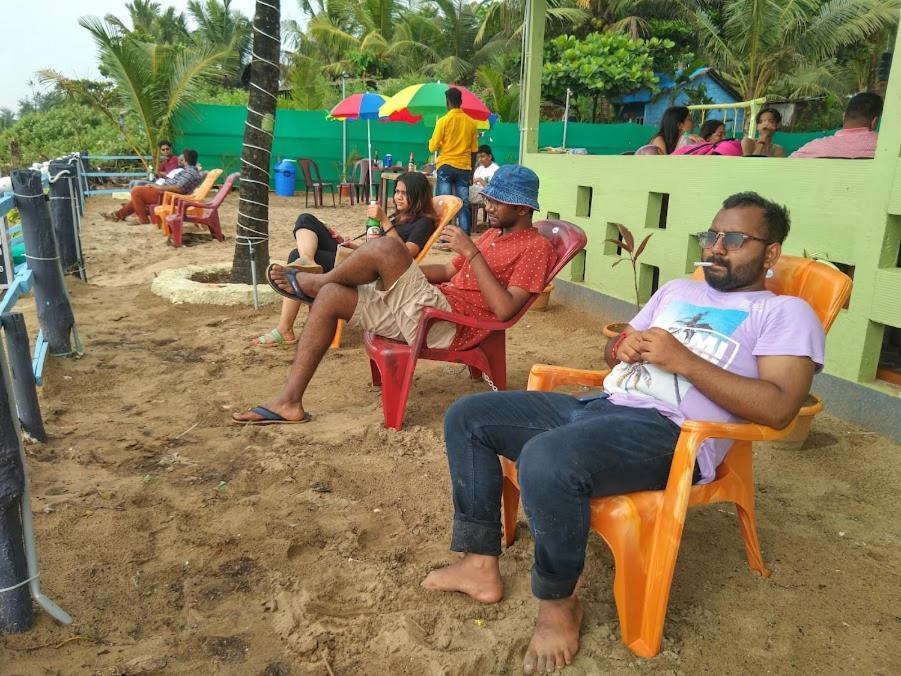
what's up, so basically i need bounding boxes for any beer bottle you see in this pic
[366,201,383,240]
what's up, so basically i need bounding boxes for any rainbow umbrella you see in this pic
[329,92,387,198]
[379,82,492,127]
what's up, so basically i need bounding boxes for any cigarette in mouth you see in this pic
[694,261,714,267]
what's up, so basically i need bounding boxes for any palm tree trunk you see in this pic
[230,0,280,284]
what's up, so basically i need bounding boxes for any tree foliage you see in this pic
[543,32,675,121]
[0,103,126,171]
[676,0,900,99]
[40,17,234,171]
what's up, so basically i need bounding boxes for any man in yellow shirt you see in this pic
[429,87,478,234]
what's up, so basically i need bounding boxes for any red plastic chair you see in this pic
[363,220,587,430]
[164,172,239,247]
[298,158,336,207]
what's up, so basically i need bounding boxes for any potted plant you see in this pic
[603,223,653,337]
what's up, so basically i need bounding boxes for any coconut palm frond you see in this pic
[159,43,234,133]
[799,0,900,59]
[36,68,150,169]
[383,39,438,63]
[308,15,361,54]
[427,55,474,83]
[605,15,651,39]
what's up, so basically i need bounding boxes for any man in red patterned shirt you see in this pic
[233,164,557,425]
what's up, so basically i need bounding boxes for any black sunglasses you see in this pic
[696,230,771,251]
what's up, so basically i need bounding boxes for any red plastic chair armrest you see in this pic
[173,197,209,216]
[417,306,514,332]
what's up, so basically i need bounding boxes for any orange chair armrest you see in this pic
[160,190,184,207]
[680,413,810,444]
[527,364,610,392]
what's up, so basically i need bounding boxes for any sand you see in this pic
[1,193,900,675]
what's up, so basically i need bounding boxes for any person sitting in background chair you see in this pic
[699,119,726,143]
[468,145,499,229]
[649,107,701,154]
[742,108,785,157]
[103,149,203,224]
[155,140,179,178]
[790,92,882,159]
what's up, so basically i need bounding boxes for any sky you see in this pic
[0,0,307,112]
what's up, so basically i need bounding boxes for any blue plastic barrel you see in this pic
[274,159,297,196]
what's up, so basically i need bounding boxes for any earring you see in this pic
[766,268,775,279]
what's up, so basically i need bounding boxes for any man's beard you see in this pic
[703,251,766,291]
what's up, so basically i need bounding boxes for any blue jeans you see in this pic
[443,391,698,600]
[435,165,472,234]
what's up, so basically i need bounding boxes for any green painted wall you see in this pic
[521,0,901,394]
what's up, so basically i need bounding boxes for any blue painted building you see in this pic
[613,67,745,131]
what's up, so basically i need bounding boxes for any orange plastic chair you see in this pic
[500,256,852,658]
[153,169,222,228]
[328,195,463,349]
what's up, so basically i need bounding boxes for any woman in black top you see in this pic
[252,172,437,347]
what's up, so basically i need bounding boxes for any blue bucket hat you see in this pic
[480,164,540,212]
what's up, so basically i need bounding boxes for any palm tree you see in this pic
[474,0,589,46]
[39,17,233,172]
[293,0,436,79]
[475,63,520,121]
[573,0,673,38]
[104,0,191,44]
[231,0,281,284]
[187,0,253,85]
[675,0,900,100]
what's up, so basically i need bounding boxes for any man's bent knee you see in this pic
[518,436,583,498]
[369,235,409,259]
[444,392,501,452]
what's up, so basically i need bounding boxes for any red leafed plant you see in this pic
[606,223,653,308]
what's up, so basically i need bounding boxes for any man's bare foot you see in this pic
[523,596,582,674]
[231,399,306,423]
[421,553,503,604]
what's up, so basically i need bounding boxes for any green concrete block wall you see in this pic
[520,0,901,394]
[524,153,901,389]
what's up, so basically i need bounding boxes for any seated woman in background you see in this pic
[649,106,701,154]
[251,172,438,347]
[699,119,726,142]
[742,107,785,157]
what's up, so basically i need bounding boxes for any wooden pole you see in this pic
[0,314,46,442]
[10,170,76,355]
[0,335,31,634]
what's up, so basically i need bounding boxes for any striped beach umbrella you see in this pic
[379,82,492,127]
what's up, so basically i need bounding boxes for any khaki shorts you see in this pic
[349,263,457,349]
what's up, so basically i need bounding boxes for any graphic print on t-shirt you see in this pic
[608,302,749,407]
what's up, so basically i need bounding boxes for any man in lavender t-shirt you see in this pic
[423,192,825,673]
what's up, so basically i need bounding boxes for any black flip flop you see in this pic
[266,263,315,304]
[232,406,313,426]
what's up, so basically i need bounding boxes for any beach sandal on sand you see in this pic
[266,263,315,304]
[232,406,313,426]
[251,328,298,348]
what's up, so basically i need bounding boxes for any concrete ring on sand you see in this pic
[151,264,280,306]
